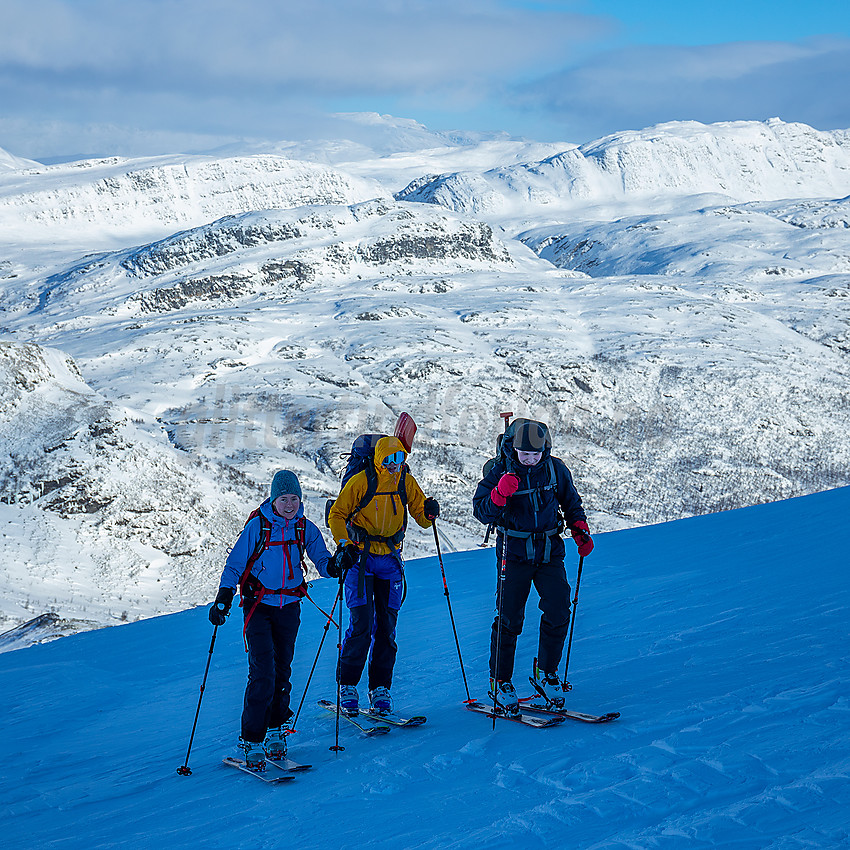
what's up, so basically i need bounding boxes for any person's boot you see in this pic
[264,726,289,760]
[239,737,266,771]
[368,686,393,714]
[339,685,359,716]
[532,660,566,709]
[488,678,520,716]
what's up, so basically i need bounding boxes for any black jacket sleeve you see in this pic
[472,463,505,526]
[554,458,587,528]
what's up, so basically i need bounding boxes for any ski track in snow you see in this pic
[1,487,848,849]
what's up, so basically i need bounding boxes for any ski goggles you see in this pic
[382,451,406,466]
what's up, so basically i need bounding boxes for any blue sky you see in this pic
[2,0,849,160]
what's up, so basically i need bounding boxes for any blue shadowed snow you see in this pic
[1,487,849,849]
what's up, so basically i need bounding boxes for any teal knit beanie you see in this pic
[270,470,302,502]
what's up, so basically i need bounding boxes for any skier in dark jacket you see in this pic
[208,470,331,771]
[472,420,593,715]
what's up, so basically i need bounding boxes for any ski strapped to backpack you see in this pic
[238,508,308,649]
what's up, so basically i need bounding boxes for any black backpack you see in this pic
[324,433,409,529]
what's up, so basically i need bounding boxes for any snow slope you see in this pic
[1,486,848,849]
[396,119,850,216]
[0,153,383,246]
[0,146,40,173]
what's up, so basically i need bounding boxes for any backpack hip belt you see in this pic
[498,525,562,563]
[347,523,406,597]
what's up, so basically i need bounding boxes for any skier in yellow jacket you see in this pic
[327,435,439,715]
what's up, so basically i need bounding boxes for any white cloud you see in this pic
[516,37,850,140]
[0,0,612,157]
[1,0,605,94]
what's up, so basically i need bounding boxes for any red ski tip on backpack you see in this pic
[394,412,417,453]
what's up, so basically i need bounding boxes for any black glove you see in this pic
[328,544,358,578]
[423,497,440,521]
[208,587,234,625]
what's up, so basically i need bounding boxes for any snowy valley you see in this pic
[1,117,849,639]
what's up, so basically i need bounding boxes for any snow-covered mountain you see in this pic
[0,153,383,244]
[1,117,849,638]
[0,145,40,173]
[396,119,850,215]
[1,487,848,847]
[0,340,258,633]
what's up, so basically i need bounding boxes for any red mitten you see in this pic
[490,473,520,507]
[570,520,594,557]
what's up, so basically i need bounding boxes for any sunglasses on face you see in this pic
[382,451,406,466]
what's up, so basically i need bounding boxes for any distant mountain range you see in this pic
[2,117,848,639]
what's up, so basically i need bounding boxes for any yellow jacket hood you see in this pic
[327,435,432,552]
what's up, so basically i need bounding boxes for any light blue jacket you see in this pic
[219,500,331,607]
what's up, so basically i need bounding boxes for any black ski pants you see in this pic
[241,601,300,743]
[489,555,571,682]
[337,575,399,691]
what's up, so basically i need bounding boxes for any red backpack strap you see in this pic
[238,510,271,602]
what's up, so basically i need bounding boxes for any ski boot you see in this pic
[339,685,359,716]
[530,659,568,709]
[264,725,289,760]
[368,686,393,714]
[488,678,520,716]
[239,737,267,771]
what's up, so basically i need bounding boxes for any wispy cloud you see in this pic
[1,0,604,94]
[515,37,850,139]
[2,1,848,159]
[0,0,610,157]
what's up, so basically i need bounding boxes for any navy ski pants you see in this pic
[489,556,571,681]
[337,573,400,691]
[241,601,300,743]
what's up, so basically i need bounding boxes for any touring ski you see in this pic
[394,411,417,452]
[359,708,426,727]
[222,756,296,783]
[318,699,391,736]
[465,699,565,728]
[267,756,312,772]
[519,699,620,724]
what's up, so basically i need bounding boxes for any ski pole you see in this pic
[177,624,219,776]
[330,569,346,753]
[432,520,471,702]
[481,412,513,547]
[491,530,508,730]
[561,555,584,690]
[290,584,341,731]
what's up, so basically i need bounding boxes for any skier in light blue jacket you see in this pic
[209,470,331,770]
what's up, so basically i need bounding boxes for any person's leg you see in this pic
[489,559,534,682]
[533,559,571,674]
[367,577,400,691]
[337,573,375,686]
[241,606,275,742]
[267,601,302,729]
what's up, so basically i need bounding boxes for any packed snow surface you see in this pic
[1,486,848,848]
